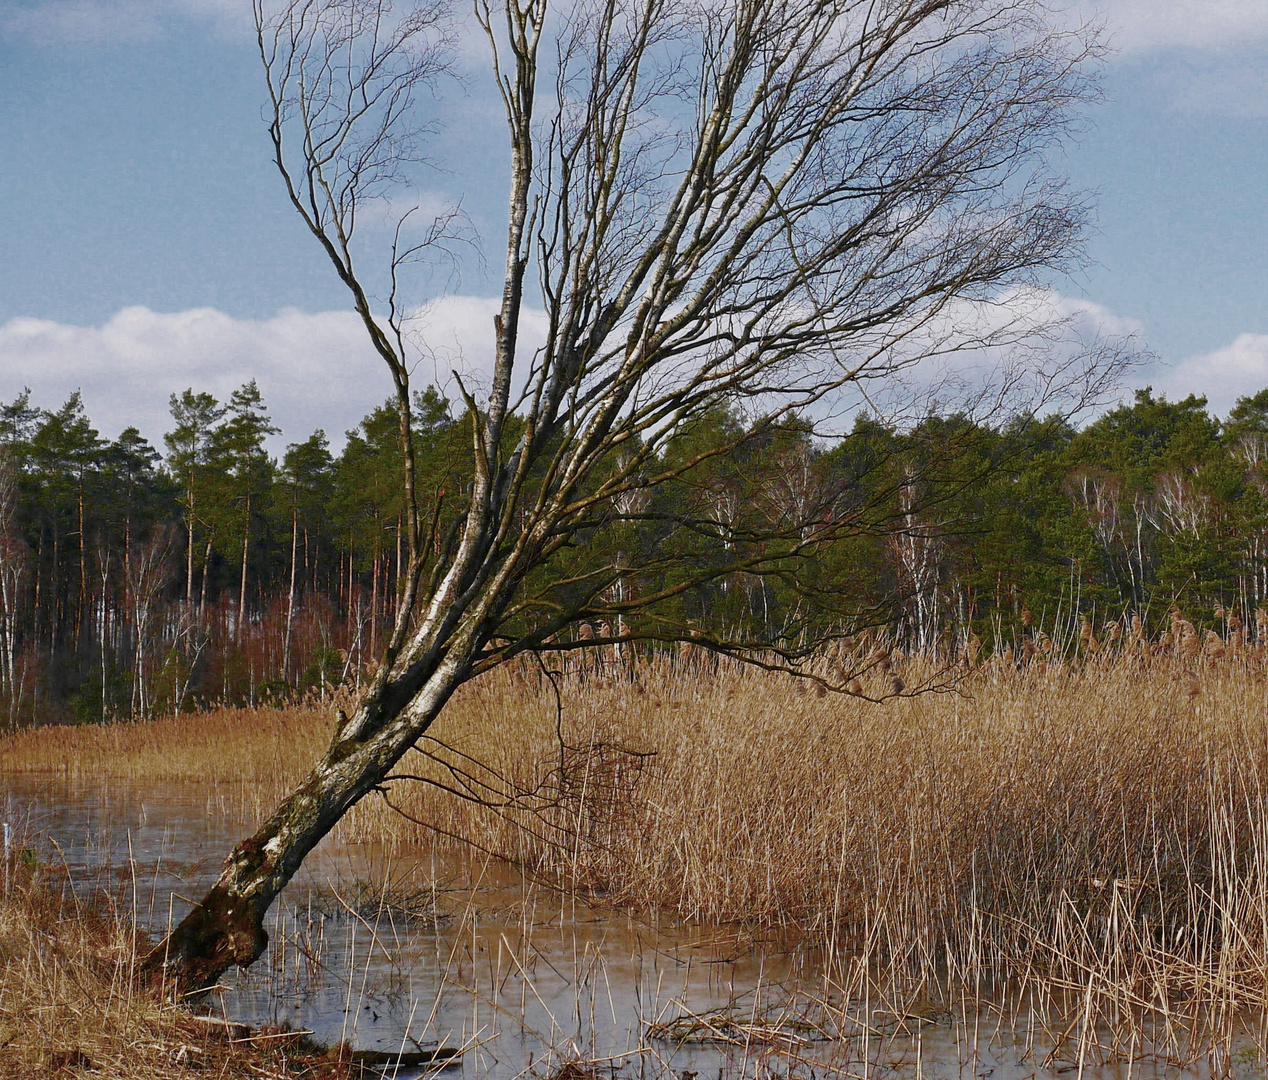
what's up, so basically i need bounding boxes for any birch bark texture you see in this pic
[147,0,1121,989]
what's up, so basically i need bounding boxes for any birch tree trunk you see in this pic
[186,491,195,607]
[151,618,475,986]
[284,506,298,683]
[238,492,251,641]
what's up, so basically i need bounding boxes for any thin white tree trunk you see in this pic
[284,507,298,683]
[238,492,251,641]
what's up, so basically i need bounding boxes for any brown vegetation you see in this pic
[0,852,365,1077]
[6,644,1268,1019]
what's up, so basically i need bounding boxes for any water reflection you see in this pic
[1,773,1259,1080]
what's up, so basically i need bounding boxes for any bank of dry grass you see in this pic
[5,650,1268,1012]
[0,855,352,1078]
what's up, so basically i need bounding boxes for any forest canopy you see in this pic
[0,382,1260,728]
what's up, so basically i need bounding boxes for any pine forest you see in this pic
[1,380,1265,728]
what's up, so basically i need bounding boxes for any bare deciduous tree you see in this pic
[0,455,25,731]
[148,0,1126,989]
[127,527,175,721]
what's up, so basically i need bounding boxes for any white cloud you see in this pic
[1088,0,1268,54]
[1145,333,1268,418]
[0,300,543,452]
[20,293,1252,452]
[841,287,1146,428]
[12,0,1268,57]
[1045,291,1145,343]
[2,0,251,44]
[2,0,161,43]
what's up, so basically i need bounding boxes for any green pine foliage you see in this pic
[0,382,1263,725]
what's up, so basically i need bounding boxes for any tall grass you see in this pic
[0,847,338,1077]
[6,645,1268,1022]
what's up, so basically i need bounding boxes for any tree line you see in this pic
[0,380,1262,728]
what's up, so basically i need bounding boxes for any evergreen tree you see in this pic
[212,381,279,635]
[165,390,226,609]
[28,394,108,667]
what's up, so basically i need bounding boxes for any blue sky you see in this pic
[0,0,1265,448]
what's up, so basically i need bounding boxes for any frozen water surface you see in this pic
[2,773,1261,1080]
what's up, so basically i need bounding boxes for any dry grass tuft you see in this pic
[0,852,342,1078]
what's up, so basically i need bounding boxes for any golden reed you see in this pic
[6,631,1268,1022]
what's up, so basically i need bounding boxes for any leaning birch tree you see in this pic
[149,0,1123,988]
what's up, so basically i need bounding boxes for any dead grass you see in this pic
[0,702,329,786]
[6,646,1268,1024]
[0,850,355,1078]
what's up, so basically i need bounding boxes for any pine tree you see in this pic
[165,391,226,610]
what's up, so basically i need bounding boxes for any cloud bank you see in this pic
[1092,0,1268,54]
[0,297,1260,455]
[0,300,541,451]
[12,0,1268,54]
[1146,333,1268,419]
[2,0,253,44]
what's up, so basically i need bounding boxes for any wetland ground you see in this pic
[5,651,1268,1077]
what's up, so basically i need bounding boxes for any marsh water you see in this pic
[1,773,1259,1080]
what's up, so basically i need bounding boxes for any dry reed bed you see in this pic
[0,857,335,1077]
[0,703,329,785]
[6,653,1268,1010]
